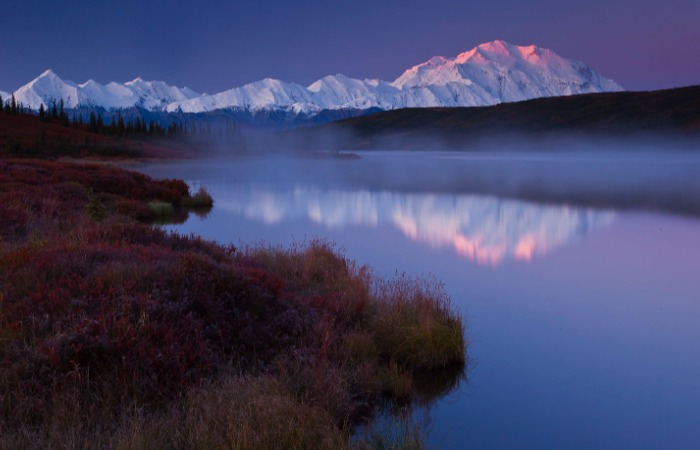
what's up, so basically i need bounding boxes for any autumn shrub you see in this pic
[239,240,373,328]
[157,178,190,203]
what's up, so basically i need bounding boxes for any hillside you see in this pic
[323,85,700,148]
[0,113,197,159]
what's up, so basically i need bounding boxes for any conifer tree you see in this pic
[0,94,3,114]
[117,113,125,135]
[39,103,46,120]
[89,111,97,132]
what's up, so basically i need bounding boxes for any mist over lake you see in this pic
[140,148,700,449]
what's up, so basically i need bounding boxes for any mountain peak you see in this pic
[393,40,622,96]
[454,40,541,63]
[39,69,58,78]
[27,69,70,90]
[79,79,100,88]
[31,69,65,86]
[477,39,512,52]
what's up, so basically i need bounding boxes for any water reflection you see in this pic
[152,204,214,225]
[353,365,466,448]
[216,185,615,266]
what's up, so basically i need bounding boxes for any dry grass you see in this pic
[371,275,465,371]
[114,375,347,450]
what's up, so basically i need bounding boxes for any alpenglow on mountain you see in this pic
[6,40,623,116]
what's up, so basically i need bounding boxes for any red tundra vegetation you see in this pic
[0,159,465,449]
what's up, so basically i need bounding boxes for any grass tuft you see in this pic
[182,186,214,208]
[371,274,466,371]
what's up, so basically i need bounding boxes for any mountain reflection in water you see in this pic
[216,185,615,266]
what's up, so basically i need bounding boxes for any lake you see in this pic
[140,151,700,449]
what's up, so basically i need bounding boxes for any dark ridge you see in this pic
[320,85,700,148]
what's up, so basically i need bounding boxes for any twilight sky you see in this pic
[1,0,698,93]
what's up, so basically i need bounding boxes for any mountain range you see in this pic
[2,40,622,118]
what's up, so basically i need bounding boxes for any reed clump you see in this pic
[181,186,214,208]
[370,275,466,371]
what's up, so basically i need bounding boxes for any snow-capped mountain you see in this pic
[7,40,623,116]
[0,90,9,101]
[11,69,200,111]
[391,40,622,102]
[168,40,622,113]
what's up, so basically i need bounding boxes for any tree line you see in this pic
[0,94,238,140]
[0,93,28,115]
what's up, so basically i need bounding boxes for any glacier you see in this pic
[7,40,623,117]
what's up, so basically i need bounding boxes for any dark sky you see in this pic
[1,0,698,93]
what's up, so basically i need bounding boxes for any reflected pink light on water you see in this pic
[454,234,507,266]
[453,234,477,259]
[392,211,419,240]
[217,187,615,267]
[514,235,537,261]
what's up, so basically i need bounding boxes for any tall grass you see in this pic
[371,275,465,371]
[114,375,347,450]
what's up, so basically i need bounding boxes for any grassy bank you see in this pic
[0,159,465,449]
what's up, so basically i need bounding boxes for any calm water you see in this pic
[140,152,700,449]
